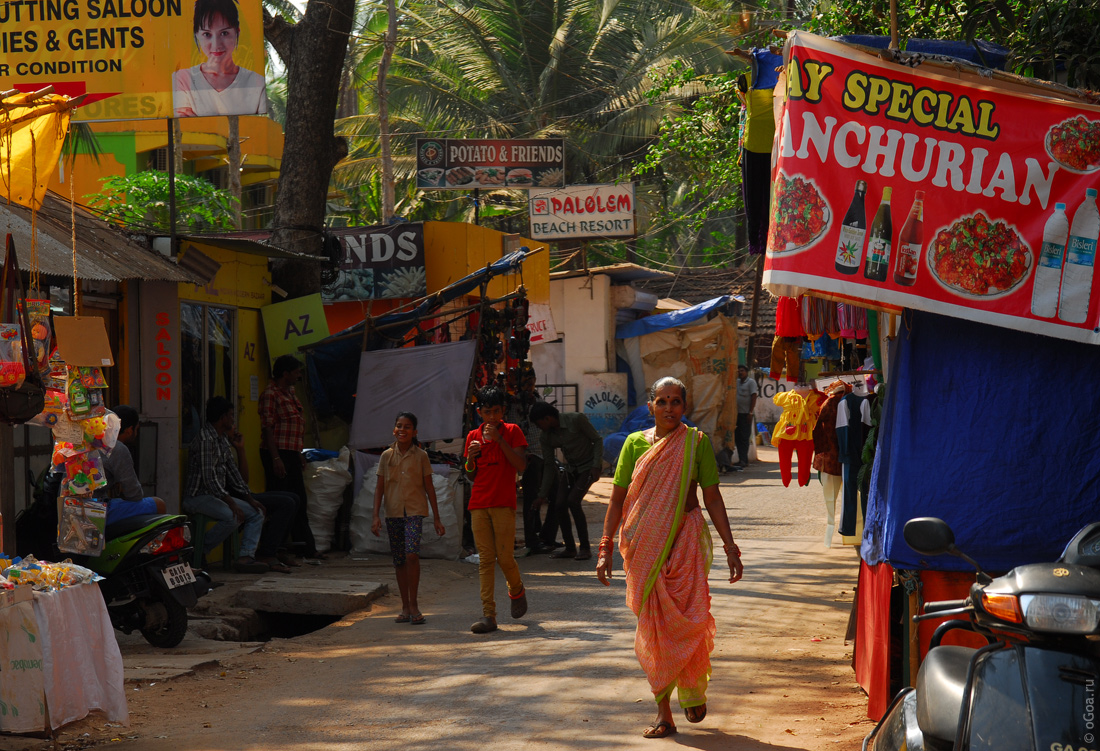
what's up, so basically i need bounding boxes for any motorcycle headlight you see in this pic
[1019,594,1100,634]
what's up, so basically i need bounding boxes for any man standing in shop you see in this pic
[736,365,759,469]
[531,403,603,561]
[259,355,321,560]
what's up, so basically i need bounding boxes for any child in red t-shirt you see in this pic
[464,386,529,634]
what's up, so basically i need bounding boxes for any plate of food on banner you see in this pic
[766,172,831,255]
[927,211,1033,300]
[1045,116,1100,174]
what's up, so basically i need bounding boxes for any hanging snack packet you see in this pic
[45,347,67,391]
[22,299,52,377]
[0,323,26,387]
[57,497,106,556]
[67,368,91,417]
[78,366,107,389]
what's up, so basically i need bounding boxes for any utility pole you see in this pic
[377,0,398,223]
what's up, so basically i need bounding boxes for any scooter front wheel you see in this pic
[140,593,188,648]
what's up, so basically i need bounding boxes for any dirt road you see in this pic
[4,448,874,750]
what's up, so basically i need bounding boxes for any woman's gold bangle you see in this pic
[723,543,741,557]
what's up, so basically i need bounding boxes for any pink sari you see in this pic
[619,424,715,707]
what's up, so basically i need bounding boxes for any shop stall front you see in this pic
[761,30,1100,719]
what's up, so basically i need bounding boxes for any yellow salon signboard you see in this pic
[0,0,267,121]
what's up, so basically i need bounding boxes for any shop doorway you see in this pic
[180,302,237,446]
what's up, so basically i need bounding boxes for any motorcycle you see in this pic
[864,516,1100,751]
[88,513,212,648]
[17,469,212,648]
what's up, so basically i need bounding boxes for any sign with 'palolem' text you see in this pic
[528,183,636,240]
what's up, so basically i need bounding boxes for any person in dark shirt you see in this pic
[100,405,167,525]
[531,404,603,561]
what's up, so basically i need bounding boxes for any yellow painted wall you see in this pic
[423,222,549,304]
[48,152,127,202]
[177,243,272,495]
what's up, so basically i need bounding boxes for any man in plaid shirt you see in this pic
[259,355,320,558]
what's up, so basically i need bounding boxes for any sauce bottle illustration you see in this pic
[863,187,892,282]
[834,180,868,275]
[1031,202,1069,318]
[892,191,924,286]
[1058,188,1099,324]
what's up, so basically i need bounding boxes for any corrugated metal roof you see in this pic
[0,191,199,283]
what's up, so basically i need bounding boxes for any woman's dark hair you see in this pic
[528,402,558,422]
[476,386,505,408]
[272,354,302,380]
[205,395,233,424]
[395,412,418,429]
[193,0,239,33]
[112,404,140,433]
[648,376,687,402]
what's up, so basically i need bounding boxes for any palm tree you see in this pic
[332,0,735,229]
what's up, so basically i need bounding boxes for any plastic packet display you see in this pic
[22,298,52,377]
[62,451,106,495]
[81,412,119,451]
[27,389,66,428]
[67,369,92,417]
[45,347,67,391]
[52,413,87,446]
[57,498,106,556]
[0,323,26,388]
[77,366,107,389]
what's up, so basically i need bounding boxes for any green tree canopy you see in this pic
[86,171,239,233]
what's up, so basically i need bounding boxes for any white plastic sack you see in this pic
[350,452,463,560]
[304,447,353,553]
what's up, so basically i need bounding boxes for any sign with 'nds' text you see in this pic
[0,0,267,121]
[528,183,636,240]
[323,223,426,302]
[765,31,1100,345]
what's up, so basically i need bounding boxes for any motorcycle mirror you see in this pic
[903,517,956,556]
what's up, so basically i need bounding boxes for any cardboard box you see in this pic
[0,586,33,610]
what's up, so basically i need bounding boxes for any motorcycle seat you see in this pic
[105,514,173,540]
[916,645,975,742]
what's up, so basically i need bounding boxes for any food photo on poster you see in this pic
[763,31,1100,345]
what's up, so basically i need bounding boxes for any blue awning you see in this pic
[615,295,737,339]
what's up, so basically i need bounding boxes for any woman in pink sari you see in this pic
[597,377,744,739]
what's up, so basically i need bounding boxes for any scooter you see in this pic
[19,469,212,648]
[87,513,212,648]
[864,517,1100,751]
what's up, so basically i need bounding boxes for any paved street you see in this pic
[3,446,872,750]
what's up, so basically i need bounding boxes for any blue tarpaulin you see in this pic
[862,310,1100,572]
[615,295,735,340]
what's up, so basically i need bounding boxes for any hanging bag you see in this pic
[0,233,46,424]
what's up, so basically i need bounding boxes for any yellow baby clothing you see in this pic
[771,390,823,445]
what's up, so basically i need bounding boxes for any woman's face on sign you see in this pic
[196,13,238,62]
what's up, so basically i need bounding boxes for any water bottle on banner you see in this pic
[1031,203,1069,318]
[1058,188,1100,325]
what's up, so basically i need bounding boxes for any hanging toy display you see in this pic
[57,497,106,556]
[0,323,26,387]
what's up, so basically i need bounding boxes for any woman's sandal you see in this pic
[410,613,426,625]
[394,613,411,623]
[684,704,707,723]
[642,721,677,739]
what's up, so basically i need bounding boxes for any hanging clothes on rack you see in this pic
[770,296,804,382]
[771,387,822,487]
[812,382,850,547]
[740,48,782,256]
[836,390,872,544]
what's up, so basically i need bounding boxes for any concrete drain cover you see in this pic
[235,578,387,616]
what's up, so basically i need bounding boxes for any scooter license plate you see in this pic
[162,562,196,589]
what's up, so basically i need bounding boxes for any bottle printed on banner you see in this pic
[1031,202,1069,319]
[863,187,893,282]
[835,180,868,275]
[1058,188,1099,325]
[893,190,924,286]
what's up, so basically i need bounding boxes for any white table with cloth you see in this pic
[0,583,128,733]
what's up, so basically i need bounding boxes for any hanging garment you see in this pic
[770,336,801,381]
[801,296,827,342]
[772,390,822,487]
[775,297,804,337]
[813,387,848,548]
[740,49,781,256]
[836,392,872,543]
[742,150,772,256]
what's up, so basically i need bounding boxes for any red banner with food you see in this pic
[764,32,1100,344]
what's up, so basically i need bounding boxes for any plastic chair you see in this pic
[190,514,240,570]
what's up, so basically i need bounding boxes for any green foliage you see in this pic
[85,171,239,233]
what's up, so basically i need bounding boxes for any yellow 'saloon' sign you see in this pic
[0,0,267,121]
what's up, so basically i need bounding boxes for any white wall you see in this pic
[549,275,614,387]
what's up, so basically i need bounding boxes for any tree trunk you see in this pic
[227,115,242,229]
[265,0,355,299]
[172,119,183,174]
[378,0,398,223]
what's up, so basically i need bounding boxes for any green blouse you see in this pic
[612,429,720,489]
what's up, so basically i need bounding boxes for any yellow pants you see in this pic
[471,507,524,618]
